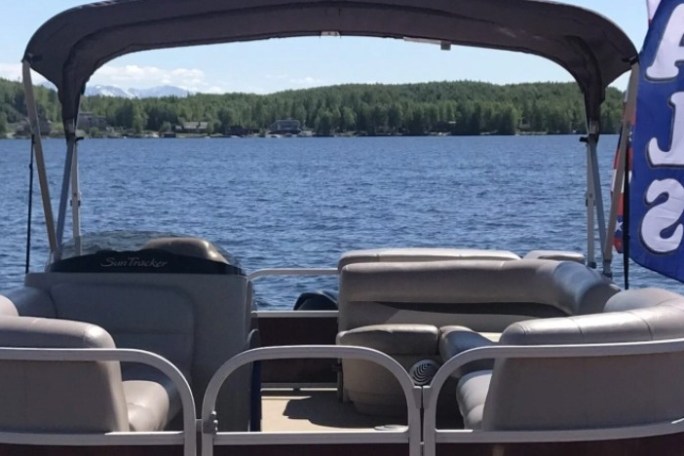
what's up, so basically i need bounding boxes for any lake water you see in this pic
[1,135,682,308]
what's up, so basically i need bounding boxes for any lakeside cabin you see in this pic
[269,119,302,135]
[176,121,209,134]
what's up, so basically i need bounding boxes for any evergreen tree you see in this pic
[0,112,7,137]
[0,77,624,136]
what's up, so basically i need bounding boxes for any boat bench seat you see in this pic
[49,282,195,380]
[0,283,194,380]
[336,323,441,415]
[336,259,618,416]
[338,259,618,333]
[0,283,193,431]
[0,316,180,432]
[337,323,495,416]
[2,263,254,432]
[338,248,521,271]
[456,287,684,431]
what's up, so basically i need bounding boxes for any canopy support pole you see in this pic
[587,122,607,274]
[604,63,640,279]
[56,120,78,258]
[22,61,57,254]
[70,140,82,255]
[24,136,35,273]
[585,135,596,269]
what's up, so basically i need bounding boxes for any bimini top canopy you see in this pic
[24,0,637,124]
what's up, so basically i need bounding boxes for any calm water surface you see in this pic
[1,136,682,308]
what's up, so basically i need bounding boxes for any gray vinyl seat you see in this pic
[456,287,684,431]
[337,258,618,416]
[336,323,441,415]
[0,236,254,432]
[0,316,178,432]
[338,248,521,271]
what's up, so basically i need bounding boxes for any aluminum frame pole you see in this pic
[586,138,596,269]
[70,143,81,239]
[587,121,608,274]
[21,61,57,253]
[56,122,77,256]
[70,142,82,256]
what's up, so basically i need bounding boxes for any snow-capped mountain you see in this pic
[85,85,133,98]
[85,85,190,98]
[130,85,190,98]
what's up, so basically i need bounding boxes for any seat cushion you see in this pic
[337,324,440,416]
[337,323,439,355]
[439,326,495,375]
[0,317,129,433]
[338,248,520,270]
[456,370,492,430]
[0,316,115,349]
[123,366,182,432]
[439,326,495,359]
[0,295,18,317]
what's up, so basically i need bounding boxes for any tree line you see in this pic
[0,77,624,137]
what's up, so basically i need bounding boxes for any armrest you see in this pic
[337,323,439,355]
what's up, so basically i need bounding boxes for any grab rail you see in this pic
[201,345,422,456]
[247,268,338,281]
[422,339,684,456]
[0,347,196,456]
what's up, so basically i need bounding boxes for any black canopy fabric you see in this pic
[23,0,637,124]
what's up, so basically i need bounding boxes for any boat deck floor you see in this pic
[260,387,462,432]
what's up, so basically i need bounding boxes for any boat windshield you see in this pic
[54,230,239,265]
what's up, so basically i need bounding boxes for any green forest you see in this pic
[0,77,624,137]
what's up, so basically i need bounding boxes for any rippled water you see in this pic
[1,136,682,308]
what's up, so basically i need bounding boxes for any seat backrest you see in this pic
[483,288,684,430]
[338,248,520,271]
[338,259,618,333]
[49,282,195,379]
[1,287,56,318]
[0,316,129,433]
[25,270,252,431]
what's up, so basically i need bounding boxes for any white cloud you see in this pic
[1,62,329,95]
[94,64,171,84]
[289,76,325,87]
[170,68,204,79]
[202,86,229,94]
[90,63,232,94]
[0,63,47,85]
[263,73,326,89]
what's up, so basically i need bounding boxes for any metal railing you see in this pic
[5,339,684,456]
[247,267,338,281]
[0,347,196,456]
[200,345,422,456]
[422,339,684,456]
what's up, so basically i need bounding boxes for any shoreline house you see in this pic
[16,117,52,136]
[269,119,302,135]
[78,112,108,130]
[176,120,209,134]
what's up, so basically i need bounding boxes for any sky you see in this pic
[0,1,649,95]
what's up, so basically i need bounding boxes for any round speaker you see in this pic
[408,359,440,386]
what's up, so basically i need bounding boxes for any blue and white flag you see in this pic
[648,0,662,21]
[630,0,684,281]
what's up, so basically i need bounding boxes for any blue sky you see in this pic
[0,1,648,94]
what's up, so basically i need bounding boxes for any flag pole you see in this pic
[604,62,640,280]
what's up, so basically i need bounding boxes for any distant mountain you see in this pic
[85,85,133,98]
[85,85,190,98]
[130,85,190,98]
